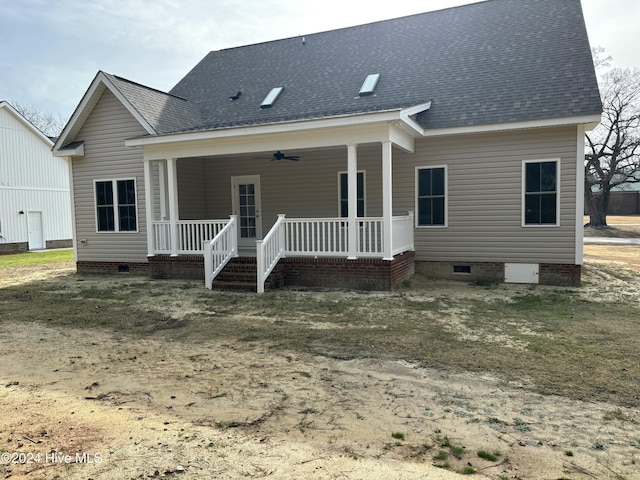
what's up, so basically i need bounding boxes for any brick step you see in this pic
[211,257,283,292]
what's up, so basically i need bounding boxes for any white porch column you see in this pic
[159,160,168,220]
[143,159,155,257]
[382,141,394,260]
[166,157,180,256]
[347,144,358,259]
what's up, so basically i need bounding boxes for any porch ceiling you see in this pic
[126,107,427,161]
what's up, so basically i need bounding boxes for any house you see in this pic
[53,0,602,290]
[0,101,72,253]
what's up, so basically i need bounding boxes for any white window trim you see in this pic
[93,178,139,233]
[415,165,448,228]
[521,159,561,227]
[337,170,366,217]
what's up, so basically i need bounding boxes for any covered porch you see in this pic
[131,109,426,292]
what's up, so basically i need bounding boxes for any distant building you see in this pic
[0,101,72,253]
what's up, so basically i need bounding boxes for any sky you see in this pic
[1,0,638,122]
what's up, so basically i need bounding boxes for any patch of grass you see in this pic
[0,249,73,267]
[565,450,574,457]
[441,437,465,459]
[215,421,239,430]
[433,450,448,461]
[477,450,498,461]
[513,418,531,432]
[460,466,476,474]
[603,409,636,423]
[391,432,405,440]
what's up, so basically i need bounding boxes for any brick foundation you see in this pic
[539,263,581,287]
[46,239,73,249]
[283,251,415,291]
[416,261,504,284]
[77,255,580,287]
[77,261,149,274]
[148,255,204,280]
[416,261,581,287]
[0,242,29,255]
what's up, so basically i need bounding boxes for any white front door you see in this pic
[27,211,44,250]
[232,175,262,248]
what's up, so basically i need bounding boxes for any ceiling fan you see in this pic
[272,150,300,161]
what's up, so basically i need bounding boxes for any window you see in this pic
[95,179,138,232]
[338,171,365,217]
[416,167,446,226]
[523,160,559,225]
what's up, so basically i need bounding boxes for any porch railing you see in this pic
[283,217,350,256]
[152,220,229,254]
[256,214,286,294]
[282,216,410,257]
[392,211,415,255]
[204,216,238,289]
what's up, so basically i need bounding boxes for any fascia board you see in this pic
[140,123,395,161]
[421,114,603,137]
[53,142,84,157]
[125,109,415,148]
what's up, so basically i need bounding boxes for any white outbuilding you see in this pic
[0,101,72,253]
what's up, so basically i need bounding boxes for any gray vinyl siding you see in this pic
[393,126,579,264]
[72,90,148,263]
[177,158,208,220]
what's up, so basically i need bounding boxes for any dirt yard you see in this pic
[1,246,639,479]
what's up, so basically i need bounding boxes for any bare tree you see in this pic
[9,101,67,139]
[585,53,640,227]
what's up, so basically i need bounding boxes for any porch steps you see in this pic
[212,257,284,292]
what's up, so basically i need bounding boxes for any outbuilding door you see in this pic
[27,211,44,250]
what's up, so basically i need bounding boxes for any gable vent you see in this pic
[359,73,380,96]
[261,86,284,108]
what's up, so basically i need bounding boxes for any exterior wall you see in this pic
[71,90,149,263]
[177,158,208,219]
[0,104,72,250]
[392,126,579,265]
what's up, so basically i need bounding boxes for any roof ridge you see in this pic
[215,1,492,54]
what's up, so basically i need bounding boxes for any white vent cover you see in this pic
[505,263,539,284]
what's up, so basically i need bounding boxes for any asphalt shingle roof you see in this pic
[105,74,202,134]
[120,0,603,135]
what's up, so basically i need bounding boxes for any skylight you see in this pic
[359,74,380,96]
[261,86,284,108]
